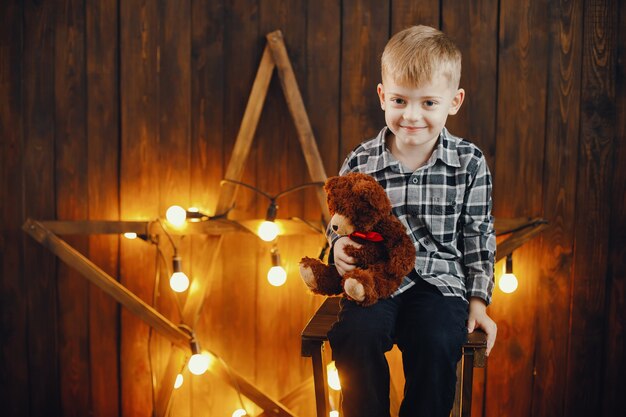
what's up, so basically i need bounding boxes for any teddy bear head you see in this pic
[324,173,392,235]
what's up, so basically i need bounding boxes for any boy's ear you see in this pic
[448,88,465,115]
[377,83,385,110]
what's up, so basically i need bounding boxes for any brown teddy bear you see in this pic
[299,172,416,306]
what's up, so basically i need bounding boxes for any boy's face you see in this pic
[377,73,464,150]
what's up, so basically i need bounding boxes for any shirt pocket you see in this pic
[424,190,460,243]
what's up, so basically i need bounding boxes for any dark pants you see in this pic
[327,278,468,417]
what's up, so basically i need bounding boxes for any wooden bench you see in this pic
[301,296,487,417]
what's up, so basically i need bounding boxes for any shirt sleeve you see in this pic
[461,155,496,305]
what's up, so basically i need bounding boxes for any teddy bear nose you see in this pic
[332,225,338,231]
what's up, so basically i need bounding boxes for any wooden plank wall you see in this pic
[86,1,120,416]
[0,1,623,417]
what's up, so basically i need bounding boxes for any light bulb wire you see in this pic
[155,218,179,257]
[221,179,325,201]
[220,178,324,219]
[150,219,187,317]
[155,246,185,319]
[270,245,281,266]
[505,254,514,274]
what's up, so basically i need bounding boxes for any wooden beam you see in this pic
[154,349,187,417]
[497,222,550,262]
[181,238,223,327]
[255,377,314,417]
[495,217,547,235]
[266,30,330,223]
[39,218,324,237]
[216,44,275,216]
[42,220,149,235]
[22,219,191,349]
[209,356,298,417]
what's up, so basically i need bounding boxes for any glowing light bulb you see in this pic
[499,254,518,293]
[327,361,341,390]
[258,220,279,242]
[170,256,190,293]
[174,373,184,389]
[124,232,137,239]
[499,273,518,293]
[330,411,339,417]
[166,205,187,227]
[188,351,211,375]
[170,271,190,292]
[267,266,287,286]
[232,409,247,417]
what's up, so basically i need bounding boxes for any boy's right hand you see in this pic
[333,236,362,276]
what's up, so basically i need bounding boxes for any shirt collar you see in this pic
[363,127,399,173]
[435,127,461,168]
[364,127,461,173]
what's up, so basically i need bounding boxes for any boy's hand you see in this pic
[333,236,362,276]
[467,297,497,356]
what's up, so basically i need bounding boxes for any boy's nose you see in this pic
[403,106,421,122]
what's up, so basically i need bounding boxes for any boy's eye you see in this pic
[424,100,437,107]
[391,98,405,105]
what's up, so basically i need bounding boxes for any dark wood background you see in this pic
[1,0,624,416]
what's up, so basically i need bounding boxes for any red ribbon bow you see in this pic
[349,231,384,242]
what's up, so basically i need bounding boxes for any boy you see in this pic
[326,25,497,417]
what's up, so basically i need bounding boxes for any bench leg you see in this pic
[461,350,475,417]
[310,341,330,417]
[451,349,475,417]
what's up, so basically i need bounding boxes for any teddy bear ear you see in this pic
[324,176,343,214]
[351,177,375,199]
[352,175,391,212]
[324,175,341,194]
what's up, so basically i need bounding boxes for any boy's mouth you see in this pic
[400,125,426,131]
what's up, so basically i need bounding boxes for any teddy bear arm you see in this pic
[301,257,344,295]
[385,235,416,276]
[380,219,417,277]
[343,244,368,265]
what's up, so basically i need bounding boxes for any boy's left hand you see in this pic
[467,297,497,356]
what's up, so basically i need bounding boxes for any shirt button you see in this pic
[424,239,430,246]
[412,177,418,184]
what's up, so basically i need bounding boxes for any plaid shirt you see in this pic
[329,127,496,304]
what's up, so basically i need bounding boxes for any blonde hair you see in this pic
[381,25,462,89]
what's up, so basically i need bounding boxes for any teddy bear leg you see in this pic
[342,269,378,306]
[299,257,343,295]
[343,278,365,302]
